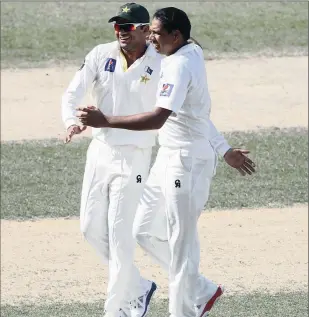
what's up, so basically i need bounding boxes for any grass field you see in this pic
[1,2,308,316]
[1,2,307,67]
[2,292,308,317]
[1,128,307,220]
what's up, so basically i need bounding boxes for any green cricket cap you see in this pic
[108,3,150,24]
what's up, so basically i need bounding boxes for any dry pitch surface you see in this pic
[1,56,308,304]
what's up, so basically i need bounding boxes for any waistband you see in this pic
[158,143,215,159]
[91,137,152,154]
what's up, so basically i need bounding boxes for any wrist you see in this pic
[67,124,78,130]
[105,116,112,128]
[223,147,233,158]
[65,118,79,130]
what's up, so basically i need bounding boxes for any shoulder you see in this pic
[163,55,190,75]
[89,41,119,59]
[82,42,119,72]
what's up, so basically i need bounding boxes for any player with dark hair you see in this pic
[77,6,255,317]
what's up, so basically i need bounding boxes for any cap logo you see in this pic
[122,6,131,13]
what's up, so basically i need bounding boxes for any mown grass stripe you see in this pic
[1,128,307,220]
[1,2,307,67]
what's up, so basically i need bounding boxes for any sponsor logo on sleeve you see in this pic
[104,58,117,72]
[160,83,174,97]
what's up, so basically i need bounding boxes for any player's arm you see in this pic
[208,119,231,157]
[62,47,98,142]
[77,106,171,130]
[105,107,172,130]
[208,119,256,175]
[77,62,190,130]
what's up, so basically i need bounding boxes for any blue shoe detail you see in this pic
[141,282,157,317]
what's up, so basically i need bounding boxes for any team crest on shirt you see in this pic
[140,66,153,83]
[145,66,153,75]
[104,58,117,72]
[160,83,174,97]
[140,75,150,84]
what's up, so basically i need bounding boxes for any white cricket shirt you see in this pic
[156,43,229,158]
[62,41,162,148]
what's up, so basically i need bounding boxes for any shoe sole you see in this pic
[199,285,224,317]
[141,282,157,317]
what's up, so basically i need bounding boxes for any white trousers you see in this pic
[80,139,152,312]
[133,147,218,317]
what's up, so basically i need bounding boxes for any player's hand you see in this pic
[76,105,109,128]
[223,148,256,176]
[65,124,87,144]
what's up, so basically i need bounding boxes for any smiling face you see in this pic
[114,18,149,52]
[149,18,180,56]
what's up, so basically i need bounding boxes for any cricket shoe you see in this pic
[195,285,225,317]
[129,280,157,317]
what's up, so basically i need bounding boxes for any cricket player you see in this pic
[77,6,255,317]
[62,4,160,316]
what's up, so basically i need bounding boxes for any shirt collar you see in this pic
[163,43,197,61]
[144,42,157,58]
[116,42,157,59]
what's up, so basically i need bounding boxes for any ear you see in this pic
[142,25,150,33]
[172,30,181,43]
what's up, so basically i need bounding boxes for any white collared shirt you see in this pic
[155,43,229,157]
[62,41,163,148]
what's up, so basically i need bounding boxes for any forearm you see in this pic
[208,119,231,157]
[106,112,162,131]
[62,85,87,129]
[62,63,96,129]
[62,96,80,129]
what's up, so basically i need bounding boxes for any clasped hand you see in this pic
[76,106,109,128]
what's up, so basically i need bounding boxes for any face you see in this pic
[114,18,149,51]
[149,18,180,55]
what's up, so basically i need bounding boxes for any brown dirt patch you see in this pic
[1,56,308,305]
[1,56,307,142]
[1,206,307,305]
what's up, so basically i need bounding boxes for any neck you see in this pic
[167,41,188,56]
[121,43,147,63]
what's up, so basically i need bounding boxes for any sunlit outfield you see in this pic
[2,292,308,317]
[1,2,308,316]
[1,128,307,220]
[1,2,307,68]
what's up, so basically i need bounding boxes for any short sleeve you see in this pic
[155,60,191,114]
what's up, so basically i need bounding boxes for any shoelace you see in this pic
[129,295,145,309]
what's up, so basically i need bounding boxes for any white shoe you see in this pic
[129,281,157,317]
[195,285,224,317]
[103,309,129,317]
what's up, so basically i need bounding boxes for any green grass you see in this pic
[1,128,307,220]
[2,292,308,317]
[1,2,307,68]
